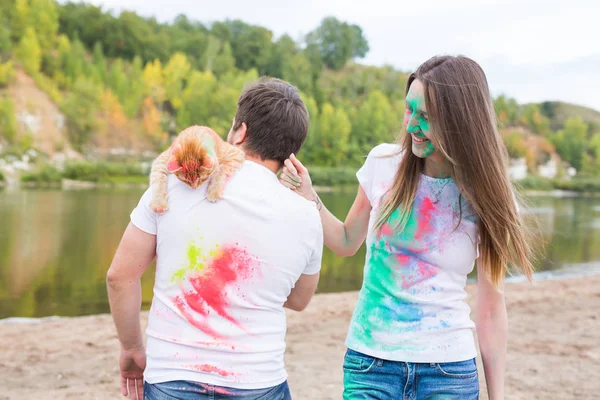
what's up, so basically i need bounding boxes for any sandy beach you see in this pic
[1,276,598,400]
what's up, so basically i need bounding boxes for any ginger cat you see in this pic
[149,125,245,213]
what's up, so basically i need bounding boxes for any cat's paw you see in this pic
[206,187,223,203]
[150,198,169,214]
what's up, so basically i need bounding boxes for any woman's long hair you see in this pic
[374,55,534,286]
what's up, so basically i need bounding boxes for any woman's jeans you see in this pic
[343,348,479,399]
[144,380,292,400]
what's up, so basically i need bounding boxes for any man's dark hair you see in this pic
[233,77,309,163]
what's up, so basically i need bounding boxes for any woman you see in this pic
[280,55,533,399]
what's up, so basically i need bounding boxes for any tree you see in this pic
[551,116,588,171]
[0,97,18,143]
[0,24,11,60]
[92,41,107,83]
[61,77,102,150]
[142,97,165,148]
[11,0,29,42]
[96,89,129,149]
[163,52,191,110]
[142,59,165,105]
[502,131,527,159]
[306,17,369,70]
[495,95,519,128]
[314,103,352,166]
[520,104,550,135]
[28,0,59,51]
[211,20,274,74]
[350,90,397,161]
[16,27,42,75]
[176,70,218,130]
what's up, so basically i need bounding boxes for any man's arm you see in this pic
[106,222,156,398]
[284,272,320,312]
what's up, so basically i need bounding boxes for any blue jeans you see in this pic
[144,380,292,400]
[343,349,479,399]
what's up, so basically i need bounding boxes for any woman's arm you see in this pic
[475,261,507,400]
[280,154,371,257]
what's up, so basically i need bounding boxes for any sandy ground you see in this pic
[1,276,598,400]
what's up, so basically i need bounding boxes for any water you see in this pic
[1,188,599,318]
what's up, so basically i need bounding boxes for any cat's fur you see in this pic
[149,125,245,213]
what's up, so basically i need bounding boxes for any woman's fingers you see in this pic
[284,159,299,178]
[280,174,299,188]
[282,165,301,184]
[279,177,296,190]
[290,153,307,175]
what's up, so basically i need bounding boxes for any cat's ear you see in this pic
[202,155,215,169]
[166,157,182,172]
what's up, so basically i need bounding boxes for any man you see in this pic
[107,78,323,400]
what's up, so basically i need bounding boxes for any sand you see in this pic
[1,276,598,400]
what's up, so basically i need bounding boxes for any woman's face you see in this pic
[404,79,436,159]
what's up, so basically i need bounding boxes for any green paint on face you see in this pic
[171,242,205,283]
[405,96,435,158]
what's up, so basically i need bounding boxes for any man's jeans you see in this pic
[144,380,292,400]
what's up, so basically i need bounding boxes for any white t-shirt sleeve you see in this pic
[356,149,378,205]
[302,216,324,275]
[356,143,400,206]
[130,188,158,235]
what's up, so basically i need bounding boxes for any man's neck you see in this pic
[244,153,281,175]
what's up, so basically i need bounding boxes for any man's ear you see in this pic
[232,122,247,146]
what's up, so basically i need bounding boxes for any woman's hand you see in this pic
[280,154,315,201]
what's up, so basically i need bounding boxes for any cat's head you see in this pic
[166,126,220,189]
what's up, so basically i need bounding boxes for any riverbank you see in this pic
[0,276,598,399]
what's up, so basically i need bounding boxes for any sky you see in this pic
[73,0,600,111]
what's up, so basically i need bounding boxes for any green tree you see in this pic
[350,90,397,161]
[314,103,352,166]
[11,0,29,42]
[306,17,369,70]
[502,131,527,158]
[92,41,107,83]
[551,116,588,171]
[0,24,11,60]
[16,27,42,75]
[163,52,191,110]
[0,60,15,87]
[211,21,274,74]
[520,103,550,135]
[0,97,18,143]
[142,59,165,105]
[494,95,519,128]
[61,77,102,150]
[28,0,59,51]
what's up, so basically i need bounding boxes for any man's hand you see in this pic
[119,346,146,399]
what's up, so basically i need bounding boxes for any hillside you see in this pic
[538,101,600,132]
[0,0,599,180]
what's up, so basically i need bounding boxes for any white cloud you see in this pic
[64,0,600,110]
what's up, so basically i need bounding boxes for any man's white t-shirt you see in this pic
[130,160,323,389]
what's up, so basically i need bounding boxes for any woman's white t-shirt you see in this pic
[346,143,479,363]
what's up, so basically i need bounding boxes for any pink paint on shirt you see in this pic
[415,197,435,240]
[174,244,260,338]
[189,363,237,377]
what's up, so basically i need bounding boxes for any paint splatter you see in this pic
[188,363,238,377]
[173,243,260,339]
